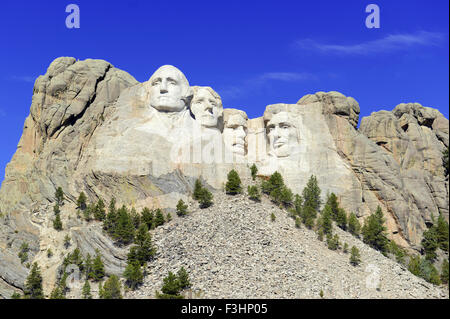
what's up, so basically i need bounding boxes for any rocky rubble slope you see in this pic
[126,183,448,299]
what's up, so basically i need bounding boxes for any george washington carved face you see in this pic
[148,65,192,112]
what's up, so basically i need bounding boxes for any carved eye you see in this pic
[152,80,161,86]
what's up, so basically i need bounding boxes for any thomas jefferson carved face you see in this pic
[191,87,223,128]
[223,113,247,156]
[148,65,191,112]
[267,111,298,158]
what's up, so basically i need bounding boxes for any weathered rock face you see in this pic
[0,57,448,297]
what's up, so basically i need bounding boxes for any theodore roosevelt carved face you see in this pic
[148,65,192,112]
[223,109,248,156]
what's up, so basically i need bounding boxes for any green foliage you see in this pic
[319,290,324,298]
[101,275,123,299]
[408,255,442,285]
[132,223,156,265]
[94,198,106,221]
[441,259,449,284]
[318,204,333,236]
[92,250,105,281]
[154,209,165,227]
[301,205,316,229]
[225,169,242,195]
[295,216,301,229]
[327,233,340,251]
[279,186,294,207]
[47,248,53,258]
[77,192,87,210]
[247,185,261,201]
[336,208,347,231]
[436,213,449,252]
[166,212,172,222]
[63,234,71,249]
[84,254,94,279]
[161,271,181,296]
[193,179,203,200]
[176,199,188,216]
[271,213,276,222]
[141,207,154,229]
[123,261,143,290]
[82,280,92,299]
[11,292,22,299]
[388,240,407,265]
[421,226,439,261]
[55,187,65,206]
[317,228,324,241]
[348,213,361,237]
[104,198,118,233]
[114,205,135,244]
[198,188,213,209]
[53,203,60,215]
[62,248,84,273]
[443,147,449,176]
[343,242,349,253]
[24,263,44,299]
[362,206,389,254]
[350,246,361,266]
[50,286,65,299]
[18,242,29,264]
[293,194,302,216]
[177,267,191,289]
[53,213,63,231]
[326,193,339,220]
[302,175,321,212]
[250,164,258,180]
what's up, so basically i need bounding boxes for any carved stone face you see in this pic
[267,111,298,158]
[223,114,247,156]
[148,65,190,112]
[191,88,222,128]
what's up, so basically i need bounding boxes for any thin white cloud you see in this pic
[218,72,316,100]
[294,31,444,55]
[10,75,36,83]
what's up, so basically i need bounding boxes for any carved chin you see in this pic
[273,145,290,157]
[151,101,185,112]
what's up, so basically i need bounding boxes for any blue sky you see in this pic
[0,0,448,183]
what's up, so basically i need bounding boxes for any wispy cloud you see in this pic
[10,75,36,83]
[294,31,444,55]
[0,108,6,117]
[218,72,316,100]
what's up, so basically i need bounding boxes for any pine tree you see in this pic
[53,213,63,231]
[302,175,321,212]
[83,203,95,221]
[94,198,106,221]
[55,187,64,206]
[177,267,191,289]
[166,212,172,222]
[77,192,87,210]
[327,234,340,250]
[421,226,439,261]
[84,253,94,279]
[53,203,60,215]
[104,197,117,233]
[250,164,258,180]
[326,193,339,220]
[176,199,188,216]
[302,205,316,229]
[295,216,301,228]
[320,204,333,235]
[130,207,141,229]
[18,242,29,264]
[101,275,122,299]
[161,271,181,296]
[193,179,203,200]
[336,208,347,230]
[24,263,44,299]
[362,206,389,254]
[271,213,276,222]
[443,147,449,176]
[279,186,294,207]
[154,209,165,227]
[247,185,260,201]
[63,234,71,249]
[198,188,213,208]
[50,286,65,299]
[134,224,156,264]
[123,261,143,290]
[114,205,135,244]
[92,250,105,281]
[436,213,449,252]
[350,246,361,266]
[82,280,92,299]
[141,207,154,229]
[293,194,303,217]
[343,242,349,253]
[348,213,361,237]
[225,169,242,195]
[441,259,449,284]
[11,292,21,299]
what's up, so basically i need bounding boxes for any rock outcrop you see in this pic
[0,58,448,298]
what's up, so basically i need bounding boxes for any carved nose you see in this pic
[160,80,168,93]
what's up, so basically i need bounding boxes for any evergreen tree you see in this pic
[343,242,349,253]
[301,205,316,229]
[388,240,406,265]
[98,282,104,299]
[92,250,105,281]
[154,209,165,227]
[326,193,339,220]
[104,198,117,233]
[436,213,449,252]
[84,253,94,279]
[279,186,294,207]
[24,263,44,299]
[271,213,276,222]
[421,226,439,261]
[130,207,141,229]
[408,255,442,285]
[362,206,389,254]
[177,267,191,289]
[63,234,71,249]
[295,216,301,228]
[348,213,361,237]
[250,164,258,180]
[336,208,348,230]
[443,147,449,176]
[225,169,242,195]
[166,212,172,222]
[293,194,303,216]
[193,179,203,200]
[320,204,333,235]
[18,242,29,264]
[123,261,143,290]
[77,192,87,210]
[441,259,449,284]
[302,175,321,212]
[101,275,122,299]
[94,198,106,221]
[53,203,60,215]
[198,188,213,209]
[134,224,156,264]
[55,187,64,206]
[327,234,340,250]
[350,246,361,266]
[83,203,95,221]
[11,292,21,299]
[53,213,63,231]
[82,280,92,299]
[49,286,65,299]
[176,199,188,216]
[114,205,135,244]
[247,185,260,201]
[141,207,154,229]
[161,271,181,296]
